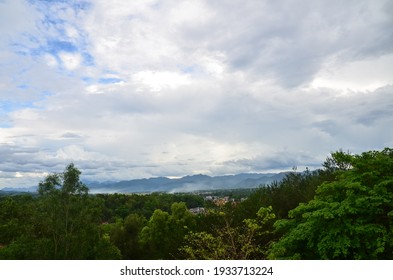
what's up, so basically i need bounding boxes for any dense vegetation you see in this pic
[0,148,392,259]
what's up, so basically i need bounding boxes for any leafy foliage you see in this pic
[140,202,195,259]
[268,148,393,259]
[0,163,120,259]
[179,206,276,259]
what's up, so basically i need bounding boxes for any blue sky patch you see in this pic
[98,77,124,84]
[82,52,95,66]
[0,123,13,129]
[1,101,35,113]
[17,84,29,90]
[81,76,94,83]
[47,40,78,53]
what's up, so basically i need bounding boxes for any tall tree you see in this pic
[36,163,120,259]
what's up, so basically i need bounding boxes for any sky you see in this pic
[1,0,393,188]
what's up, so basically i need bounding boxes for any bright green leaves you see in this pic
[139,202,195,259]
[180,206,276,260]
[269,148,393,260]
[244,206,276,235]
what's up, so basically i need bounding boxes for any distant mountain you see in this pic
[0,186,37,193]
[86,172,289,193]
[0,172,289,194]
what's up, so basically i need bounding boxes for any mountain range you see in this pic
[86,172,288,193]
[0,172,289,194]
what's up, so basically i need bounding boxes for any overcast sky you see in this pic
[1,0,393,188]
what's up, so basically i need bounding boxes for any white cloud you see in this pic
[55,145,106,161]
[1,0,393,188]
[132,71,191,92]
[59,52,82,70]
[44,54,58,68]
[168,0,214,27]
[311,54,393,91]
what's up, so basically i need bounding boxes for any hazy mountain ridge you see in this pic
[0,186,38,193]
[0,172,289,194]
[86,172,289,193]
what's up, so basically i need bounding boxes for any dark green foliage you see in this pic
[106,213,146,259]
[0,195,35,245]
[0,164,120,260]
[0,195,40,259]
[322,149,353,173]
[97,192,204,221]
[235,169,324,222]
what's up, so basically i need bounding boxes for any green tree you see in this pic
[168,202,195,253]
[37,163,91,258]
[268,148,393,259]
[139,202,196,259]
[233,169,323,223]
[180,206,276,259]
[322,149,353,173]
[140,209,171,259]
[108,213,146,259]
[0,195,39,259]
[0,195,33,245]
[35,163,120,259]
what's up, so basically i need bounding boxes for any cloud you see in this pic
[311,54,393,91]
[1,0,392,188]
[60,132,83,139]
[132,71,191,92]
[0,0,40,40]
[58,51,82,70]
[179,0,393,87]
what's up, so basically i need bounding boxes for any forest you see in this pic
[0,148,392,260]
